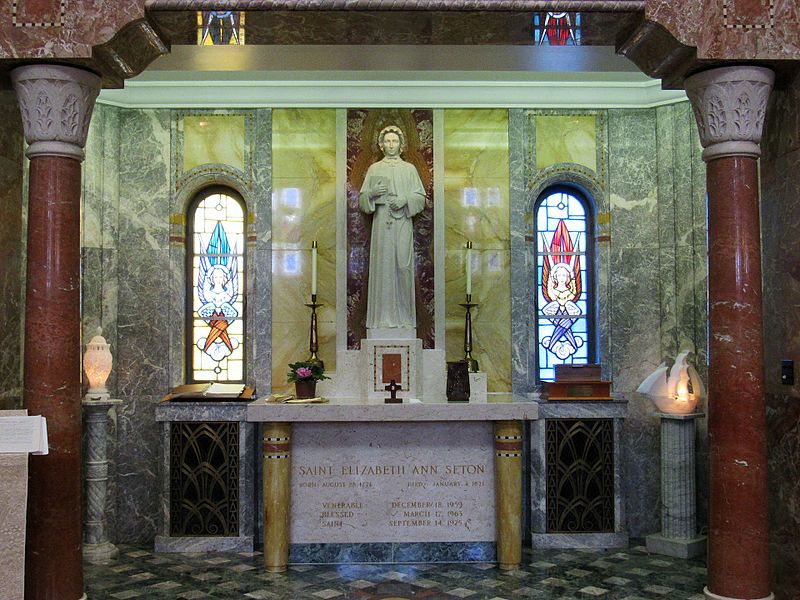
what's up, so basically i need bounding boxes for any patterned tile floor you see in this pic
[85,544,708,599]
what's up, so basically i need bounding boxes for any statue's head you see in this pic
[377,125,406,157]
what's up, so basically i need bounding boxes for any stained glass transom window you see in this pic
[535,188,593,382]
[197,11,245,45]
[189,190,246,382]
[533,12,581,46]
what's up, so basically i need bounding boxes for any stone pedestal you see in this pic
[82,394,122,564]
[646,412,706,559]
[468,372,488,403]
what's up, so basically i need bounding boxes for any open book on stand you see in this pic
[165,383,254,401]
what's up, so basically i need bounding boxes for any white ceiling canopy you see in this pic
[98,45,687,108]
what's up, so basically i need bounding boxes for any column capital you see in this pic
[685,66,774,162]
[11,65,101,162]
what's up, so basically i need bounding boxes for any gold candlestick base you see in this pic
[459,293,479,373]
[304,294,324,370]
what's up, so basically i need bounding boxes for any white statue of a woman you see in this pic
[359,125,426,331]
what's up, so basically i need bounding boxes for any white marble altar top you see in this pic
[246,399,538,422]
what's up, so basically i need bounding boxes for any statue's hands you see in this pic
[389,195,407,210]
[372,182,389,197]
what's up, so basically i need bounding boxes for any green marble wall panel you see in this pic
[82,106,274,544]
[82,103,121,363]
[444,109,510,392]
[655,102,708,366]
[183,115,245,173]
[607,109,663,537]
[271,109,337,393]
[115,108,173,543]
[535,115,597,172]
[0,91,24,409]
[513,105,706,540]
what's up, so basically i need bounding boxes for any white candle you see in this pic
[465,241,472,296]
[311,240,318,296]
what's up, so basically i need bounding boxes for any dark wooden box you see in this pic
[555,364,602,381]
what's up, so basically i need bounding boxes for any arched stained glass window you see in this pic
[535,187,595,382]
[188,188,246,382]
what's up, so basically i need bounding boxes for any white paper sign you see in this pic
[0,416,48,455]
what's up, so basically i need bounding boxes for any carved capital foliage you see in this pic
[684,66,774,161]
[11,65,101,161]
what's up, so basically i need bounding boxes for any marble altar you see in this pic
[247,399,537,571]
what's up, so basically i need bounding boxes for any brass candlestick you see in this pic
[459,293,479,372]
[305,294,324,370]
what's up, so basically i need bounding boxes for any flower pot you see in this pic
[294,380,316,399]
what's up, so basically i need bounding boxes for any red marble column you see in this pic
[24,155,85,599]
[11,65,100,600]
[686,67,775,600]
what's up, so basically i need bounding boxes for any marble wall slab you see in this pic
[113,108,172,543]
[183,115,245,173]
[443,109,510,392]
[0,91,24,410]
[81,102,123,541]
[271,109,337,393]
[535,115,597,173]
[760,72,800,599]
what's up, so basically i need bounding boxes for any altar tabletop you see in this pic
[246,398,538,422]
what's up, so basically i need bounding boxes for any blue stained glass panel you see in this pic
[190,192,246,382]
[534,189,592,381]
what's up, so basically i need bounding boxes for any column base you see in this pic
[265,565,287,573]
[646,532,706,559]
[83,541,119,565]
[704,587,774,600]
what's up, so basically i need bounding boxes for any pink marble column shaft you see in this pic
[12,64,100,600]
[24,155,85,599]
[685,66,775,600]
[706,156,770,599]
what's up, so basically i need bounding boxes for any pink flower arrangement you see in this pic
[287,360,329,383]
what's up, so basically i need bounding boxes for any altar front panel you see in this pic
[289,421,495,543]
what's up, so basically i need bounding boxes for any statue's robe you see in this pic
[359,157,426,329]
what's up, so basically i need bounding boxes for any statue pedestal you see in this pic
[323,341,446,403]
[361,337,423,403]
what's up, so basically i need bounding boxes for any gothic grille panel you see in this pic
[545,418,614,533]
[170,422,240,536]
